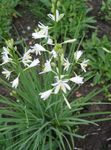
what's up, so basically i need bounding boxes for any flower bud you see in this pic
[54,44,63,55]
[57,1,61,7]
[6,39,14,49]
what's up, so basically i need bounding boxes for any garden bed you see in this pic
[1,0,111,150]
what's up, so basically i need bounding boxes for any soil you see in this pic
[1,0,111,150]
[88,0,111,39]
[74,82,111,150]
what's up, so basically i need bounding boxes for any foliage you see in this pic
[83,32,111,84]
[0,1,111,149]
[26,0,50,21]
[0,9,109,149]
[56,0,95,38]
[0,0,20,45]
[27,0,95,40]
[101,0,111,21]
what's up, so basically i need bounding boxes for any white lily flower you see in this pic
[40,60,52,74]
[39,89,52,100]
[31,44,46,55]
[74,50,83,62]
[70,75,84,84]
[48,10,64,22]
[11,76,19,89]
[2,68,11,80]
[52,78,71,94]
[80,59,89,72]
[22,50,32,66]
[2,47,9,55]
[32,31,45,39]
[32,22,48,39]
[47,38,53,45]
[63,58,70,71]
[29,59,40,68]
[51,50,57,58]
[38,22,48,37]
[62,39,76,44]
[1,47,12,64]
[2,53,12,64]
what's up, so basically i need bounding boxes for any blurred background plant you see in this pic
[83,32,111,84]
[25,0,95,40]
[0,0,20,46]
[100,0,111,21]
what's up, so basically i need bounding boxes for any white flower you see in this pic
[47,38,53,45]
[31,44,46,55]
[63,58,70,71]
[2,53,12,65]
[32,31,44,39]
[52,78,71,94]
[22,50,32,66]
[11,76,19,89]
[2,68,11,80]
[40,60,52,74]
[70,75,84,84]
[80,59,89,72]
[1,47,12,64]
[74,50,83,62]
[51,50,57,58]
[62,39,76,44]
[38,22,48,30]
[2,47,9,55]
[32,22,48,39]
[48,10,64,22]
[29,59,40,68]
[39,89,52,100]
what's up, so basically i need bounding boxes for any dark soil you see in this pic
[74,82,111,150]
[88,0,111,39]
[11,4,38,46]
[1,0,111,150]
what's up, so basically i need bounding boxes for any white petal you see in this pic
[62,39,76,44]
[61,85,67,93]
[2,68,11,80]
[51,50,57,58]
[48,14,55,21]
[70,76,84,84]
[56,10,59,22]
[54,85,60,94]
[47,38,53,45]
[29,59,40,68]
[39,89,52,100]
[80,59,89,72]
[48,10,64,22]
[64,83,71,91]
[39,60,52,74]
[74,50,83,62]
[58,13,64,22]
[63,58,70,71]
[11,77,19,89]
[31,44,46,56]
